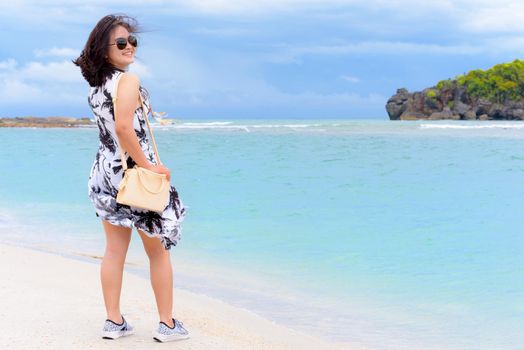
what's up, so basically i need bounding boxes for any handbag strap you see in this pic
[113,72,162,171]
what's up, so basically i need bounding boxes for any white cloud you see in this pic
[263,52,302,65]
[193,26,253,37]
[0,59,17,70]
[154,83,384,109]
[4,0,524,116]
[128,60,152,78]
[0,78,42,103]
[0,0,461,19]
[18,60,82,83]
[481,36,524,54]
[34,47,79,58]
[297,41,482,55]
[460,2,524,33]
[0,49,154,105]
[259,90,384,108]
[0,0,519,27]
[0,58,84,105]
[2,1,524,41]
[265,41,484,63]
[341,75,360,83]
[161,0,358,15]
[137,44,382,109]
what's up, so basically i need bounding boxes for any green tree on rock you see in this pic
[441,59,524,103]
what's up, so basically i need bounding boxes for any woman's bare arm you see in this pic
[114,73,171,180]
[114,73,153,169]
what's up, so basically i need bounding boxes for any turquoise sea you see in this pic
[1,119,523,349]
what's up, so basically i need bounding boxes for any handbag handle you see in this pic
[112,72,162,171]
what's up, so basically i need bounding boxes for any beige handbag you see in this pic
[112,73,170,213]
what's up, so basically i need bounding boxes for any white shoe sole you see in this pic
[102,329,135,339]
[152,330,190,342]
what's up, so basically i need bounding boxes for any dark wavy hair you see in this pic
[73,14,140,87]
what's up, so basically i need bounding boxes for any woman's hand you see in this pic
[148,164,171,181]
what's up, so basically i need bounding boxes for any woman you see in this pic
[73,14,189,343]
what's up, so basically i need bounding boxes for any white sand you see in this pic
[0,243,362,350]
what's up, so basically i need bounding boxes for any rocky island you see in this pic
[386,59,524,120]
[0,117,94,128]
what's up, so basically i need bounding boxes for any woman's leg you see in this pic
[137,230,175,327]
[100,220,132,324]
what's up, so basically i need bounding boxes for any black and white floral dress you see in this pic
[87,70,186,250]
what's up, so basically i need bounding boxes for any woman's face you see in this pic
[107,25,136,70]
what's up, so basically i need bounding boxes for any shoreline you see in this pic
[0,242,359,349]
[0,217,357,346]
[2,117,523,129]
[0,116,94,128]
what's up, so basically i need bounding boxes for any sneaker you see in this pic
[102,315,135,339]
[153,318,190,342]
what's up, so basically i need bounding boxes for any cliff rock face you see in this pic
[386,83,524,121]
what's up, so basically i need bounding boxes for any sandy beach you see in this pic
[0,243,359,350]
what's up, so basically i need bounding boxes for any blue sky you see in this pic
[1,1,524,119]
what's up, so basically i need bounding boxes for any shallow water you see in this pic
[1,119,523,349]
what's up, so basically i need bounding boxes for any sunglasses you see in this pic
[109,35,138,50]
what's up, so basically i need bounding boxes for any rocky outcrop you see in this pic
[386,83,524,120]
[0,117,94,128]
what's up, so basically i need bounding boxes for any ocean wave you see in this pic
[168,125,251,132]
[420,124,524,129]
[181,121,233,126]
[248,124,322,128]
[155,122,324,132]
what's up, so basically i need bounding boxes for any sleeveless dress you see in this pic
[87,70,187,250]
